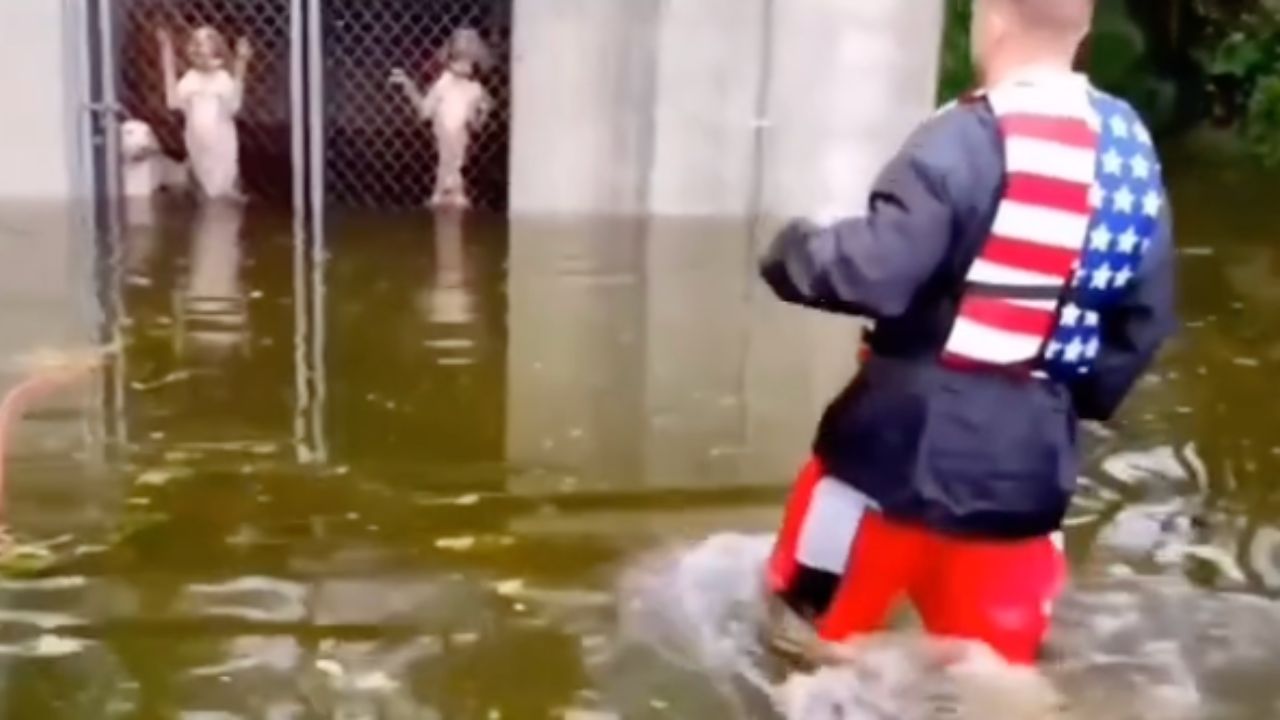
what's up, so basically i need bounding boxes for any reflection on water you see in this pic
[0,161,1277,717]
[180,200,249,358]
[420,207,474,327]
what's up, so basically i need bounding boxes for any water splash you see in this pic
[774,638,1065,720]
[617,533,777,694]
[615,533,1067,719]
[616,532,1280,719]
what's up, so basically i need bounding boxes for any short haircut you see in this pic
[1002,0,1095,41]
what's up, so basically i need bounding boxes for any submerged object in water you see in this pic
[0,348,107,518]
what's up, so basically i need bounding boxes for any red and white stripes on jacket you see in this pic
[941,76,1101,370]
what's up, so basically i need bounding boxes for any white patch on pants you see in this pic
[795,478,875,575]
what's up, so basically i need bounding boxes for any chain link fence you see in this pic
[114,0,295,205]
[108,0,511,212]
[322,0,511,212]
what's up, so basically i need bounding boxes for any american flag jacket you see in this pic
[759,72,1177,540]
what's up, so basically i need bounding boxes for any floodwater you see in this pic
[0,156,1279,719]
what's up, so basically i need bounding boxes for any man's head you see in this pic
[970,0,1094,84]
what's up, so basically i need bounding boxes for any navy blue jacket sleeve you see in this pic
[758,109,982,319]
[1069,204,1178,421]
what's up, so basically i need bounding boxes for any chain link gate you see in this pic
[321,0,511,212]
[113,0,296,205]
[106,0,510,212]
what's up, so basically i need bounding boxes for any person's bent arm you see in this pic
[758,113,975,320]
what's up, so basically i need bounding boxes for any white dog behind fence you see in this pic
[390,27,494,209]
[158,25,252,202]
[120,118,188,281]
[120,118,189,201]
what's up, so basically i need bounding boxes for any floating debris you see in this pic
[136,467,194,487]
[0,532,63,577]
[435,536,477,552]
[493,578,525,596]
[26,634,86,658]
[353,671,398,692]
[561,710,619,720]
[130,369,195,391]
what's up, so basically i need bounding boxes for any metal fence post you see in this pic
[306,0,326,231]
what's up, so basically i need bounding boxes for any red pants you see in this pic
[768,458,1065,665]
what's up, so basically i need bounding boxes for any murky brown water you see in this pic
[0,155,1279,718]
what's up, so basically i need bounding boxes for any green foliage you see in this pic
[1086,1,1178,133]
[934,0,1280,163]
[1203,31,1270,78]
[1188,0,1280,163]
[1088,1,1148,89]
[936,0,975,105]
[1245,73,1280,163]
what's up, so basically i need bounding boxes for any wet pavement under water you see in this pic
[0,157,1279,718]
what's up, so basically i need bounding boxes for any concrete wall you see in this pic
[504,219,648,490]
[505,218,864,493]
[509,0,662,216]
[0,0,83,201]
[761,0,946,221]
[0,0,98,395]
[644,0,768,217]
[510,0,946,218]
[0,201,114,538]
[506,0,946,488]
[2,0,945,215]
[0,3,109,532]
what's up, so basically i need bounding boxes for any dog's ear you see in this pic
[122,119,161,155]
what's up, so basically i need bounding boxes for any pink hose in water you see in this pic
[0,365,96,518]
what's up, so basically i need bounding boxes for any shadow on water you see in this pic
[0,157,1277,717]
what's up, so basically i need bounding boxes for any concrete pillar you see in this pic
[510,0,944,220]
[0,1,98,360]
[0,205,114,537]
[0,1,107,532]
[504,219,648,493]
[759,0,947,221]
[645,0,768,217]
[640,220,753,487]
[508,0,660,216]
[746,0,947,460]
[639,218,861,488]
[504,1,950,492]
[741,279,863,485]
[509,0,771,217]
[506,218,869,492]
[0,0,84,201]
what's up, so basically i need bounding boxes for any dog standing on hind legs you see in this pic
[389,28,494,210]
[158,25,253,203]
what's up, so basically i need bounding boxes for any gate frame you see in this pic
[72,0,129,454]
[76,0,330,465]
